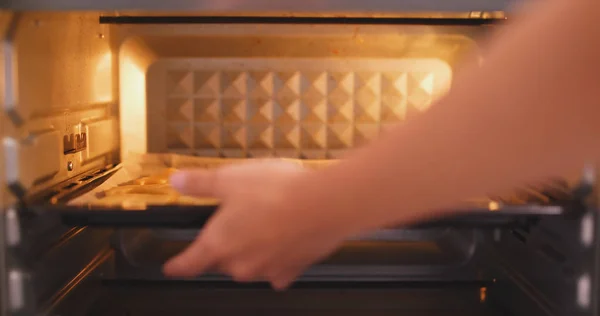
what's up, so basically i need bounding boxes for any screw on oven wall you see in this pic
[67,161,74,171]
[580,213,594,247]
[8,270,25,311]
[493,229,501,242]
[577,274,591,309]
[5,207,21,247]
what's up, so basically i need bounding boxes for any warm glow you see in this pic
[114,31,458,160]
[119,55,148,159]
[488,201,500,211]
[92,52,113,103]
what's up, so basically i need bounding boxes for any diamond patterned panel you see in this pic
[247,99,274,124]
[166,123,193,149]
[194,98,219,123]
[328,124,353,150]
[160,59,452,157]
[274,125,300,149]
[328,98,353,124]
[166,98,193,122]
[248,71,273,100]
[222,124,246,149]
[304,130,326,148]
[166,71,193,95]
[381,96,407,122]
[194,124,220,149]
[221,71,247,98]
[408,72,435,112]
[275,71,301,101]
[300,99,327,124]
[301,72,327,103]
[247,124,274,150]
[194,71,220,97]
[221,99,247,124]
[274,99,301,125]
[354,72,381,124]
[354,124,380,147]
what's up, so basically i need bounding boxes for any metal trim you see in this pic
[3,0,514,13]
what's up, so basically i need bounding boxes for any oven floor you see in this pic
[86,282,506,316]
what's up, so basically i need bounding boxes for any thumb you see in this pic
[170,169,220,197]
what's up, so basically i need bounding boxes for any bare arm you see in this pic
[298,0,600,234]
[164,0,600,285]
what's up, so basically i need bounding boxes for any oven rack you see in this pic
[20,164,593,230]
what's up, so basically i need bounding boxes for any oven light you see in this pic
[488,201,500,211]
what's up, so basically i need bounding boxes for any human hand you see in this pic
[162,159,347,290]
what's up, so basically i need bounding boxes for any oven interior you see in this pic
[1,10,599,316]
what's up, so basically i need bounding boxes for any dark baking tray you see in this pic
[89,280,502,316]
[106,226,486,283]
[48,203,565,229]
[24,164,583,230]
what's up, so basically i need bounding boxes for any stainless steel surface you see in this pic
[4,208,19,247]
[1,12,119,197]
[577,274,591,309]
[7,270,24,312]
[0,13,119,314]
[4,132,62,195]
[1,12,11,316]
[85,117,118,161]
[581,213,594,248]
[3,0,517,13]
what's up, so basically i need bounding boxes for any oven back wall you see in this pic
[113,23,487,160]
[0,11,119,316]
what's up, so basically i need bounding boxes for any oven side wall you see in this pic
[1,12,120,199]
[0,12,119,316]
[1,11,11,316]
[486,167,600,316]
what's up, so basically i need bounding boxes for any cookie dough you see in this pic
[89,157,338,207]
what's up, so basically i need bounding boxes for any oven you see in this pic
[1,1,599,315]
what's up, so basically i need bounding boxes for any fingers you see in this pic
[225,261,263,283]
[163,235,301,289]
[270,272,298,291]
[268,263,303,291]
[162,234,219,277]
[163,243,266,283]
[170,169,220,197]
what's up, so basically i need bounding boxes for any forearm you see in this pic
[299,0,600,234]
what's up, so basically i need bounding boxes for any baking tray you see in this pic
[109,227,481,279]
[52,204,565,229]
[24,152,585,230]
[89,280,502,316]
[23,156,587,285]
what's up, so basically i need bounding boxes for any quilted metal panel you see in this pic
[148,58,452,159]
